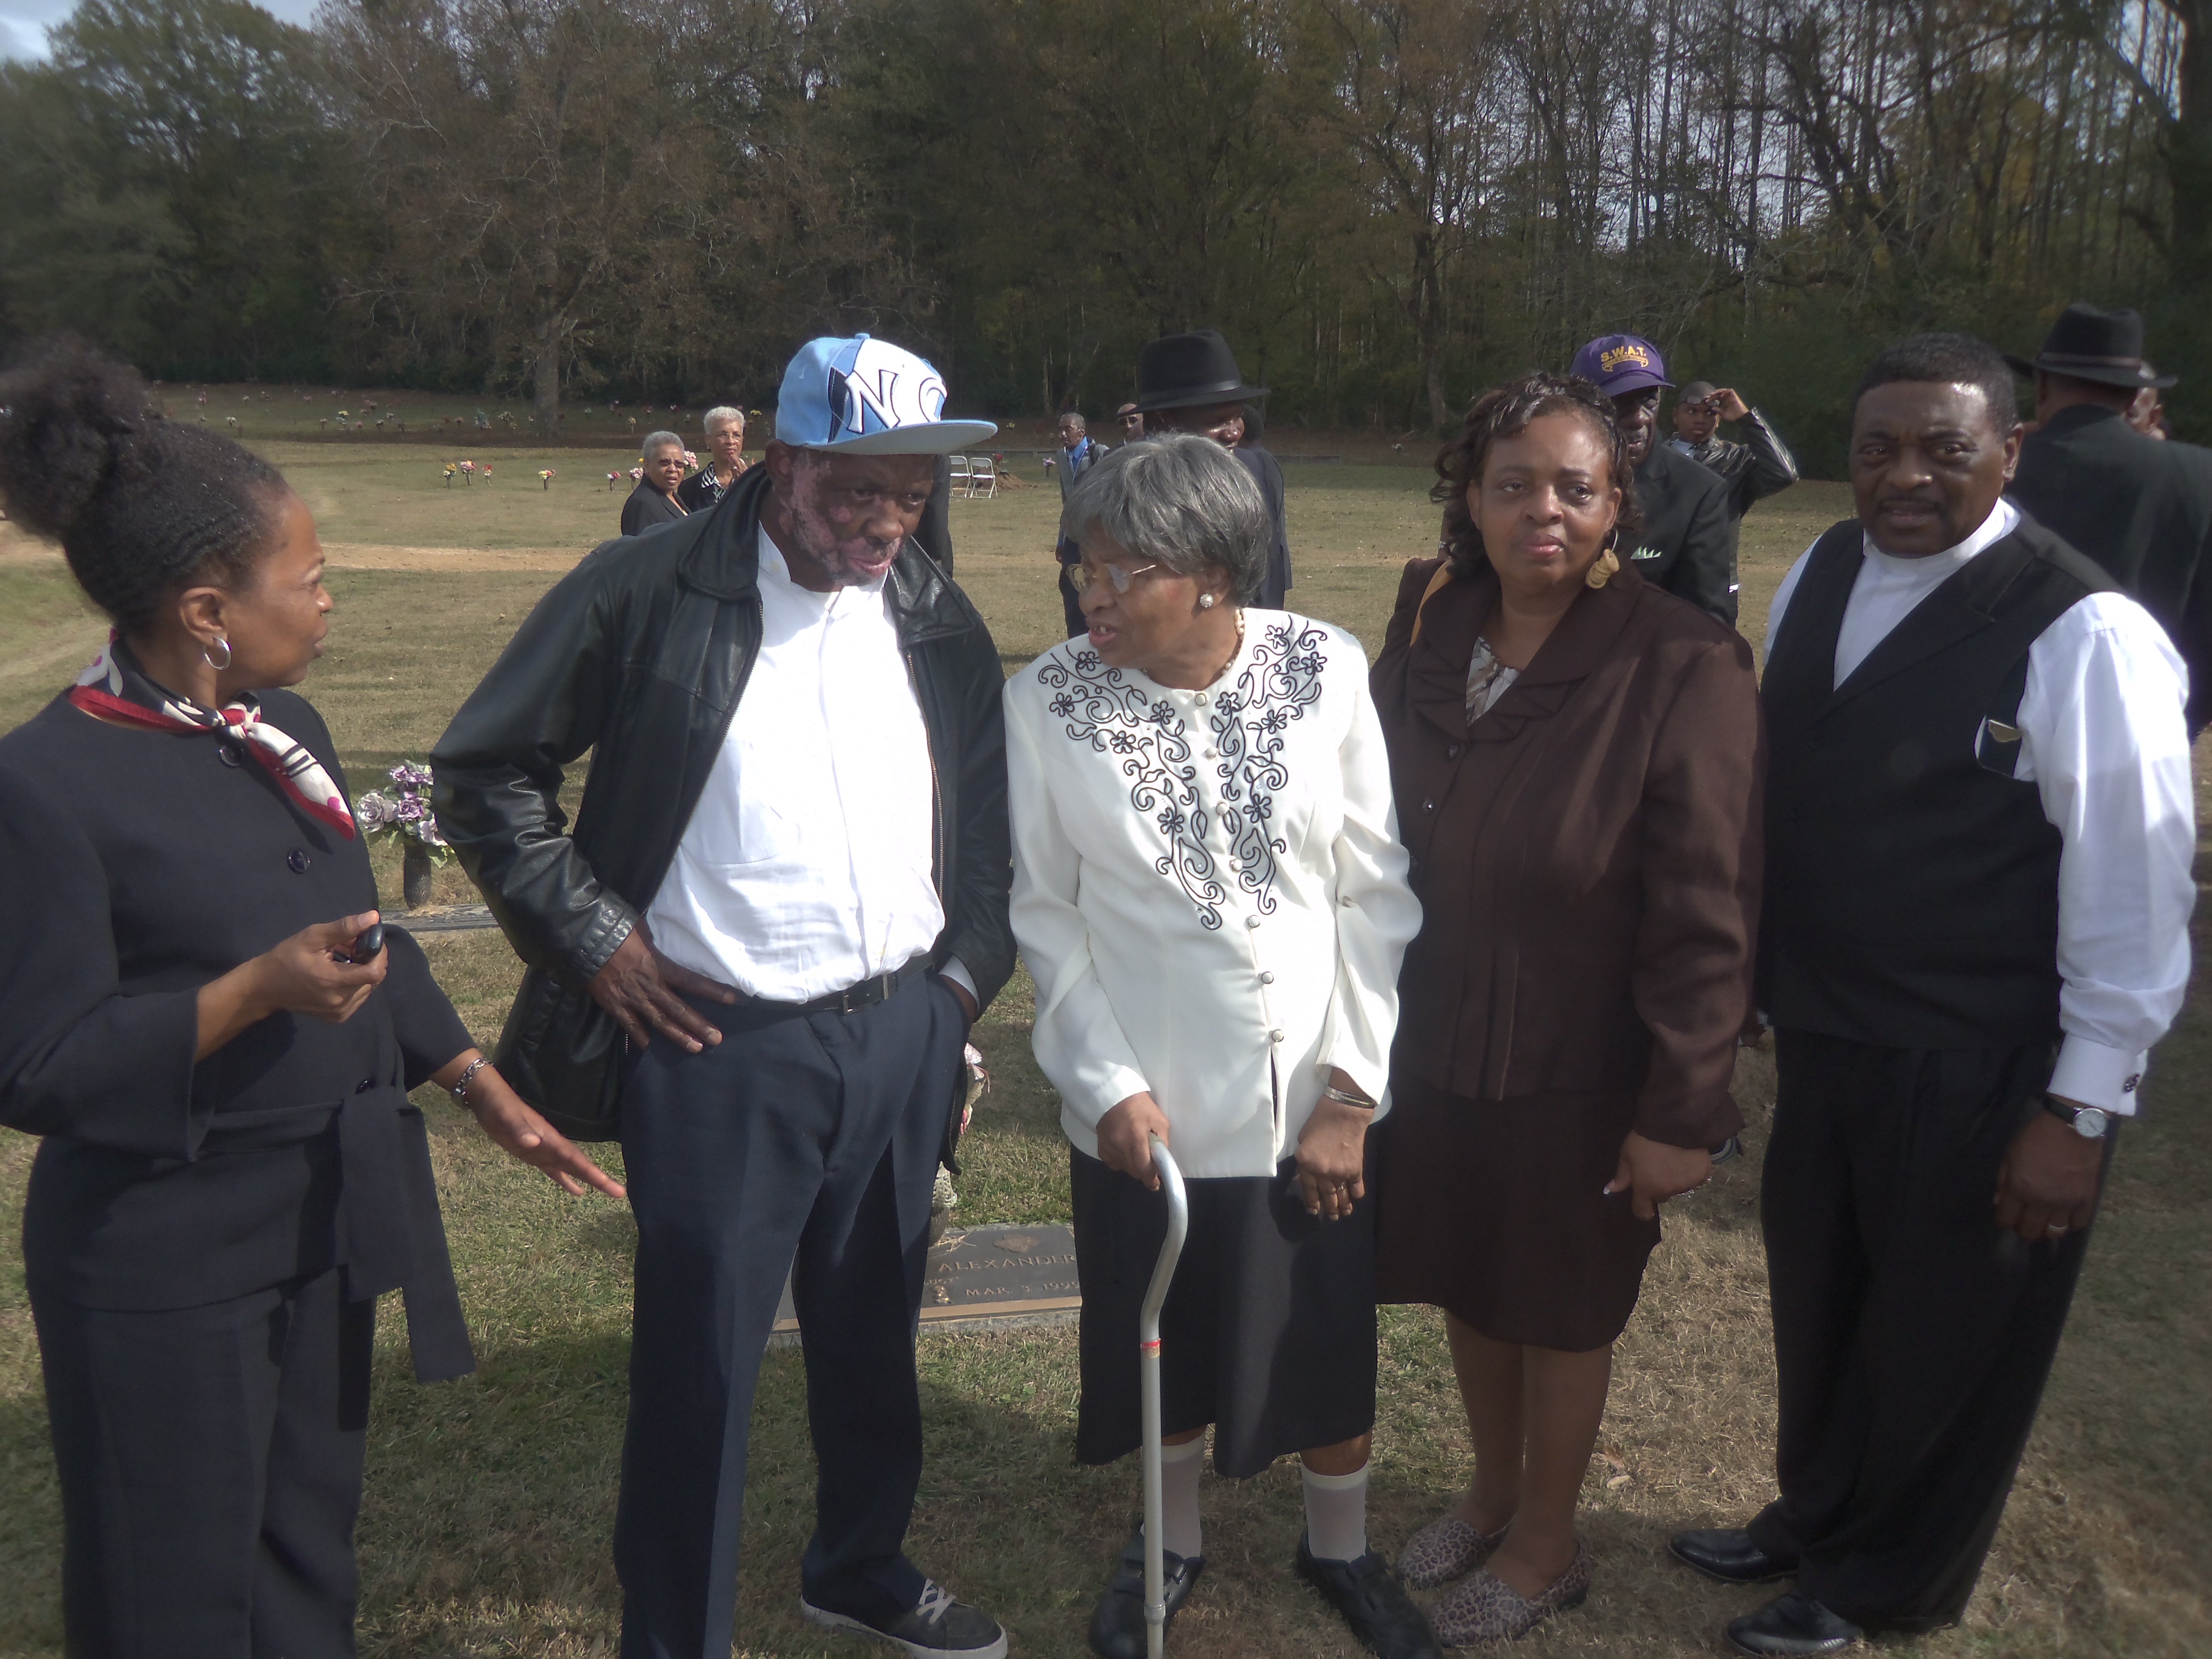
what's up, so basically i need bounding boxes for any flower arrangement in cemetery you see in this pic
[539,468,556,490]
[481,463,493,482]
[352,763,449,856]
[459,459,476,484]
[606,470,621,490]
[682,449,697,469]
[443,462,457,485]
[628,464,643,481]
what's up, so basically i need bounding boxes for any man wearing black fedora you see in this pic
[2008,301,2212,734]
[1129,329,1293,608]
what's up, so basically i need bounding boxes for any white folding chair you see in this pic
[948,453,973,497]
[967,454,999,499]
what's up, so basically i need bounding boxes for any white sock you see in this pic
[1160,1435,1206,1561]
[1302,1461,1370,1563]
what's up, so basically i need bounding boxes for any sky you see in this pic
[0,0,324,61]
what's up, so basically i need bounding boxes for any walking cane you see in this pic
[1139,1132,1190,1659]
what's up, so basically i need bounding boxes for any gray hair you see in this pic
[641,429,683,458]
[703,405,745,434]
[1062,432,1268,600]
[1059,411,1087,431]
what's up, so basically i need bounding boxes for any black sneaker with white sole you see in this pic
[800,1580,1009,1658]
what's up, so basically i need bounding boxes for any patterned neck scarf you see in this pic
[69,634,357,838]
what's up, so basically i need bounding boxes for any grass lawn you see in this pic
[1,446,2207,1657]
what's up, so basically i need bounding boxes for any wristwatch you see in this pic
[2042,1096,2112,1140]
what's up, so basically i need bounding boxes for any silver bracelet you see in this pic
[1321,1085,1376,1111]
[449,1055,492,1105]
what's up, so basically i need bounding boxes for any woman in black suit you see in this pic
[0,340,623,1656]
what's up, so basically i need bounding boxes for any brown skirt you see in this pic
[1371,1076,1661,1352]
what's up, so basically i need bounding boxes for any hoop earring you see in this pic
[1198,593,1216,610]
[1585,528,1621,591]
[204,636,233,671]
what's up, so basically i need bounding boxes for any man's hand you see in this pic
[1605,1130,1713,1220]
[1295,1072,1374,1221]
[1712,387,1752,422]
[1097,1091,1172,1189]
[1994,1104,2105,1244]
[587,921,738,1053]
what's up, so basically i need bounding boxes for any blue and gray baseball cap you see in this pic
[1570,334,1673,397]
[773,334,998,454]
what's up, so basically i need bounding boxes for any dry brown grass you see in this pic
[0,451,2205,1657]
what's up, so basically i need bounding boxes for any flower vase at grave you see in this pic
[402,840,435,910]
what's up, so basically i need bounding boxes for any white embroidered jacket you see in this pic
[1004,610,1422,1178]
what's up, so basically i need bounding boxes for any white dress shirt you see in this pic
[1767,502,2195,1112]
[1005,611,1423,1177]
[645,531,960,1002]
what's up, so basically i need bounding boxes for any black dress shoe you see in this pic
[1088,1524,1203,1659]
[1669,1526,1798,1585]
[1294,1533,1442,1659]
[1727,1591,1863,1656]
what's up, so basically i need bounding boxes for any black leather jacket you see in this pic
[431,465,1015,1139]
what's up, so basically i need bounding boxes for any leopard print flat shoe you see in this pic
[1429,1539,1591,1646]
[1397,1514,1512,1590]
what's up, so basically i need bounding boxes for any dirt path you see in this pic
[1,528,583,574]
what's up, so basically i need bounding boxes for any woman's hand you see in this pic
[1295,1069,1375,1220]
[1097,1091,1172,1189]
[196,911,388,1060]
[441,1051,627,1199]
[1605,1130,1712,1221]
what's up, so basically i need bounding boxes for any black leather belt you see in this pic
[741,954,934,1016]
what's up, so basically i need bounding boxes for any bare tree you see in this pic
[324,0,716,430]
[1316,0,1506,429]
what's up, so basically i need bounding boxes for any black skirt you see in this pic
[1070,1147,1376,1478]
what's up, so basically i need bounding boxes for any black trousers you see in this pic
[31,1266,375,1657]
[1748,1030,2112,1629]
[613,971,968,1659]
[1057,556,1088,639]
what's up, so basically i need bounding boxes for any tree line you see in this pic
[1,0,2202,465]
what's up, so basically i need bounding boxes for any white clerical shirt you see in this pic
[645,531,966,1003]
[1766,500,2195,1113]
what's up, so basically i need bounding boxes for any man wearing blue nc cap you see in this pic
[1570,334,1738,626]
[433,334,1014,1659]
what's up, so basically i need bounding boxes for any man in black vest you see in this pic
[1668,335,2194,1656]
[2006,302,2212,735]
[1569,333,1737,626]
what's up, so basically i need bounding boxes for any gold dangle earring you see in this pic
[1586,528,1621,590]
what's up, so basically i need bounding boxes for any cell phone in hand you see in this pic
[339,922,384,965]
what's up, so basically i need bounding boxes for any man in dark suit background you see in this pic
[2007,302,2212,734]
[1571,334,1738,627]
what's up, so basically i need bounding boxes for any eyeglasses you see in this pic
[1069,560,1162,596]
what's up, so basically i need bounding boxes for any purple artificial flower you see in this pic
[352,791,396,831]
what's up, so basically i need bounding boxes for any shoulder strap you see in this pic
[1407,563,1457,648]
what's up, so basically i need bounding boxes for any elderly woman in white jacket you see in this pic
[1004,434,1431,1659]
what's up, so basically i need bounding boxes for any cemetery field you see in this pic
[1,453,2207,1656]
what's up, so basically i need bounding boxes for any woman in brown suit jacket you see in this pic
[1369,372,1763,1643]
